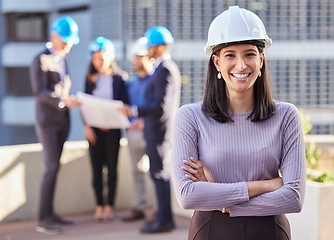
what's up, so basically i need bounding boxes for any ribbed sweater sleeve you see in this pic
[171,104,250,211]
[171,101,306,217]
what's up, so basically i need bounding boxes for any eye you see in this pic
[224,53,235,58]
[246,53,256,57]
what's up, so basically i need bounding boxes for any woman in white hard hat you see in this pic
[171,6,306,240]
[83,36,129,223]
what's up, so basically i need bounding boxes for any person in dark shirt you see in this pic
[30,16,81,235]
[83,36,128,223]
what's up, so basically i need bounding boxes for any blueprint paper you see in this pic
[77,91,130,129]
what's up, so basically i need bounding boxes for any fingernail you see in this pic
[181,166,185,169]
[183,160,187,163]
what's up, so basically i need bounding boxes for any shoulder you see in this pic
[31,49,51,71]
[161,59,180,72]
[274,100,302,125]
[176,101,203,119]
[32,48,49,62]
[113,69,129,81]
[154,59,181,82]
[126,75,138,86]
[174,102,204,132]
[275,101,300,116]
[127,75,136,83]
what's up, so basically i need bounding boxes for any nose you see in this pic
[235,57,246,71]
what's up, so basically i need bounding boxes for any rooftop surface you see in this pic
[0,209,190,240]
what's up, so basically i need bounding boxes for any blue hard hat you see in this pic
[144,26,174,48]
[89,36,117,56]
[51,16,80,45]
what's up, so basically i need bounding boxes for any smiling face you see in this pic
[212,44,264,97]
[92,50,114,74]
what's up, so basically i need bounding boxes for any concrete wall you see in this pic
[0,141,157,223]
[287,181,334,240]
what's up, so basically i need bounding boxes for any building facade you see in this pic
[1,0,334,145]
[0,0,91,145]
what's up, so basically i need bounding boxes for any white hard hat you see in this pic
[204,5,272,55]
[131,37,148,56]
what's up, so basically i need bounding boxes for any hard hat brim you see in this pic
[61,34,80,45]
[211,40,266,54]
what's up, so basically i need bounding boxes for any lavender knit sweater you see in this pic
[171,101,306,217]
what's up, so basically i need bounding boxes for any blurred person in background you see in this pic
[122,37,154,222]
[120,26,181,233]
[30,16,81,235]
[83,36,128,223]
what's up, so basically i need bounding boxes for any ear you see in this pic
[259,52,264,68]
[212,54,220,70]
[158,44,166,54]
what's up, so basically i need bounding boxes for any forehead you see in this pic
[92,50,108,57]
[220,44,259,53]
[52,33,66,44]
[148,45,159,51]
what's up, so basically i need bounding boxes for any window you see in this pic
[6,12,48,42]
[6,67,32,96]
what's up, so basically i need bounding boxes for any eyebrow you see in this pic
[222,49,258,54]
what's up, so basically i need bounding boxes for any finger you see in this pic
[181,166,197,175]
[185,174,198,182]
[189,157,199,163]
[183,160,199,169]
[190,157,203,167]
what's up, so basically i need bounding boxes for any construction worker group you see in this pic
[31,16,180,235]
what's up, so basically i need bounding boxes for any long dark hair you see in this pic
[86,58,121,84]
[202,45,276,123]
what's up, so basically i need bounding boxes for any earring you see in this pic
[258,71,262,77]
[217,71,222,79]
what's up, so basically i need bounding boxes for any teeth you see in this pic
[232,73,249,78]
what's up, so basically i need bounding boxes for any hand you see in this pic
[130,118,144,131]
[182,157,229,213]
[119,105,132,117]
[181,157,208,182]
[63,95,81,108]
[84,125,97,145]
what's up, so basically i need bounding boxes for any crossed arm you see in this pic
[181,157,284,212]
[171,104,306,217]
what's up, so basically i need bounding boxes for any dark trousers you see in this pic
[188,211,291,240]
[146,140,173,224]
[88,128,120,206]
[35,124,69,222]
